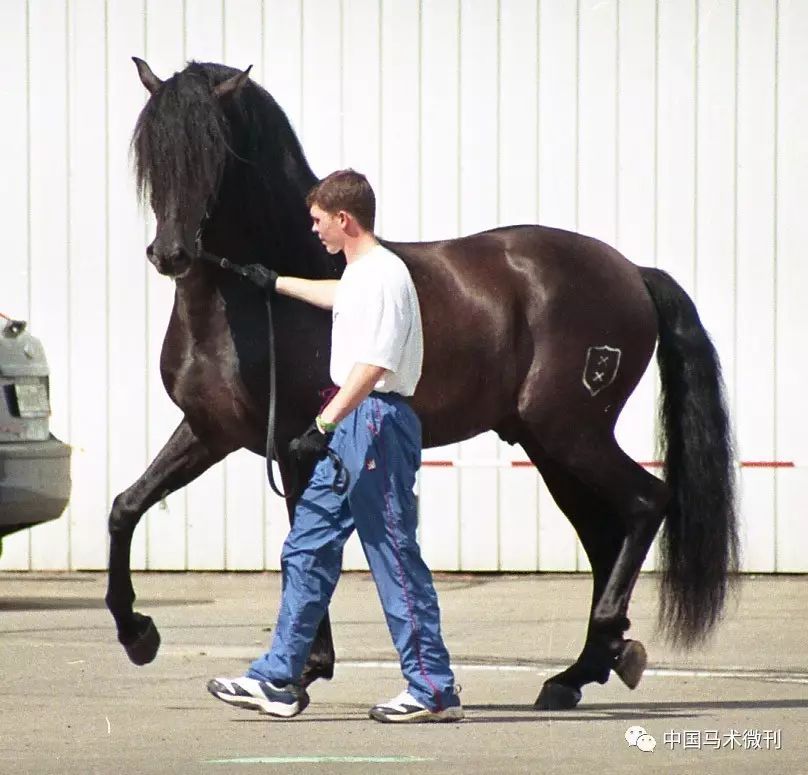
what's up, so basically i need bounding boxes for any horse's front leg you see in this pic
[276,453,335,688]
[105,419,229,664]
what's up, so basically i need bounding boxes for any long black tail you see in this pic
[640,267,739,647]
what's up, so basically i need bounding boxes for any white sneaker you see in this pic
[206,676,309,718]
[369,688,464,723]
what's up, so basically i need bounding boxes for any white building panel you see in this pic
[418,467,460,571]
[775,0,808,570]
[67,0,110,570]
[498,464,539,572]
[0,0,802,574]
[379,0,420,239]
[537,0,577,232]
[498,0,538,225]
[695,0,736,455]
[736,1,778,571]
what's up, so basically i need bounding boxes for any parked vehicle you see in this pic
[0,316,71,552]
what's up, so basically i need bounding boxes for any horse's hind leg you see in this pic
[517,445,622,709]
[568,436,668,681]
[523,431,668,708]
[105,419,230,664]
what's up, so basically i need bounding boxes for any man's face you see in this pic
[310,204,345,254]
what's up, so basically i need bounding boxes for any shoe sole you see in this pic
[369,706,465,724]
[207,683,309,718]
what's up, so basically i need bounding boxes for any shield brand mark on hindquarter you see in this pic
[582,345,622,397]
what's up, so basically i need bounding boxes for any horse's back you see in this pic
[386,224,655,352]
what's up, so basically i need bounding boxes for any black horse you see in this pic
[105,59,738,711]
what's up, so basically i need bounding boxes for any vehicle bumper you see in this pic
[0,436,72,538]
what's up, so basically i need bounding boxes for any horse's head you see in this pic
[131,58,252,278]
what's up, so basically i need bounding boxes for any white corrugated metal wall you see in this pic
[0,0,805,573]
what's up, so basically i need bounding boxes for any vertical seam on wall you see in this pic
[260,0,267,570]
[615,0,621,247]
[535,0,541,570]
[693,0,699,298]
[181,0,186,64]
[536,0,541,223]
[456,0,462,569]
[652,0,661,452]
[452,0,463,570]
[574,0,580,233]
[260,0,266,84]
[222,0,229,571]
[456,0,462,239]
[24,0,32,568]
[417,0,422,239]
[377,1,383,229]
[299,0,305,137]
[495,0,501,229]
[65,0,73,570]
[221,0,226,58]
[339,0,344,166]
[653,0,659,270]
[104,0,112,569]
[143,0,150,569]
[495,0,501,571]
[182,0,189,572]
[24,1,32,321]
[574,0,580,569]
[732,0,740,566]
[772,0,780,569]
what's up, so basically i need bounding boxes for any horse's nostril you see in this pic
[146,242,155,257]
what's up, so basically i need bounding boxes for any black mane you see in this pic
[132,61,339,277]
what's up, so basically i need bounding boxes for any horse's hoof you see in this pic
[534,681,582,710]
[614,639,647,690]
[121,613,161,666]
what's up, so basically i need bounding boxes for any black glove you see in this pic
[242,263,278,292]
[289,421,332,463]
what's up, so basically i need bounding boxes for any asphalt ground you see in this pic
[1,571,807,775]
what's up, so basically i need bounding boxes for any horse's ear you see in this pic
[132,57,163,95]
[213,65,253,99]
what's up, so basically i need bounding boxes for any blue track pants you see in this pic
[247,392,456,710]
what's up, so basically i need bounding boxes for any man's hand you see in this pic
[289,421,332,464]
[243,264,278,292]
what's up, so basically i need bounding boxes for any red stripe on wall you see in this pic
[420,460,795,469]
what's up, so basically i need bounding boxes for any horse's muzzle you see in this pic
[147,242,193,278]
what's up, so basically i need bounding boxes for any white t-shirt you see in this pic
[330,244,423,396]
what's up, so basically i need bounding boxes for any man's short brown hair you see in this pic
[306,169,376,232]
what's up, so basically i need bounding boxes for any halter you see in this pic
[192,207,349,498]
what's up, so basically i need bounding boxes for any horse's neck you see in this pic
[213,169,333,280]
[172,270,226,344]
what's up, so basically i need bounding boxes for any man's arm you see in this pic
[318,363,389,429]
[276,277,339,310]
